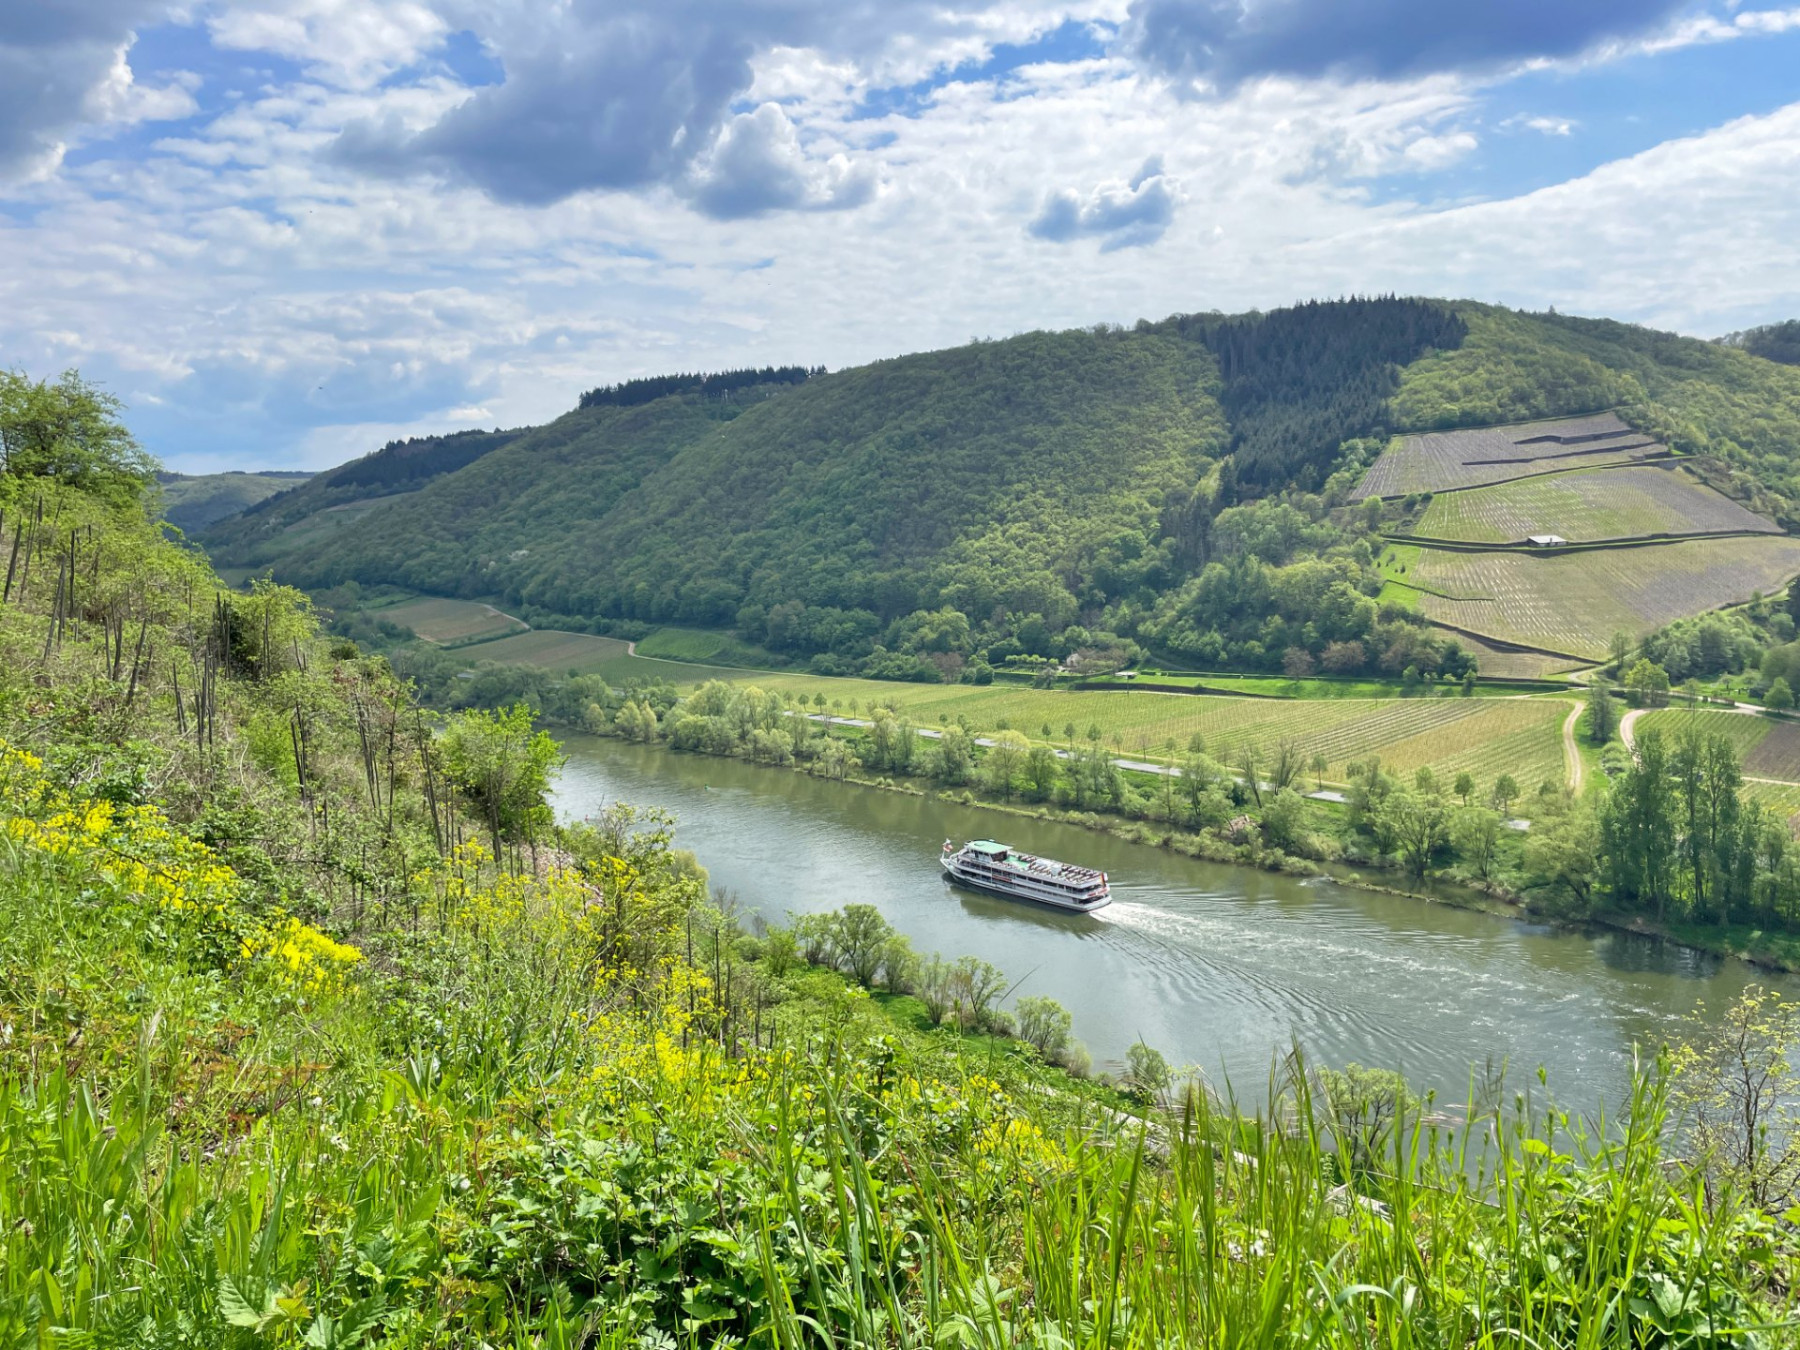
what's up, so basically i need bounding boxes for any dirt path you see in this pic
[1562,700,1585,794]
[1618,707,1642,756]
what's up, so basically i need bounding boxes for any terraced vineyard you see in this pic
[381,595,527,644]
[1413,465,1775,544]
[1358,413,1667,498]
[1407,536,1800,659]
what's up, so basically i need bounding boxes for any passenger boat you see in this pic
[940,838,1111,913]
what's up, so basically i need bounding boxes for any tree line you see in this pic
[577,365,822,409]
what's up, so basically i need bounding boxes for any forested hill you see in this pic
[201,425,522,558]
[201,298,1800,681]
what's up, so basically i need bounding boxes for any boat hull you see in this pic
[941,858,1111,913]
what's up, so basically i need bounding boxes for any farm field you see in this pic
[1412,465,1776,544]
[466,630,740,684]
[1357,412,1666,498]
[1633,709,1773,758]
[1744,781,1800,824]
[1406,535,1800,659]
[1633,708,1800,782]
[381,595,526,645]
[743,675,1570,788]
[635,626,785,668]
[1430,627,1584,679]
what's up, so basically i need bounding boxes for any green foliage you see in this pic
[1767,676,1794,711]
[1164,297,1466,493]
[6,392,1800,1345]
[0,369,157,507]
[1015,993,1075,1062]
[264,328,1227,647]
[1317,1061,1416,1178]
[1627,658,1672,707]
[1588,677,1618,744]
[1670,985,1800,1207]
[1719,319,1800,367]
[440,701,562,852]
[1124,1040,1173,1103]
[1392,305,1634,430]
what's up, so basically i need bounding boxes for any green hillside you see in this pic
[200,425,522,564]
[156,469,311,531]
[7,363,1800,1345]
[203,299,1800,683]
[240,327,1229,625]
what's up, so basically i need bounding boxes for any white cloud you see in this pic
[1401,130,1478,170]
[686,103,877,219]
[1029,156,1179,248]
[1503,114,1574,137]
[1,3,1798,472]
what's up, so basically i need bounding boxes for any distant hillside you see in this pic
[201,426,522,564]
[1720,320,1800,367]
[157,469,310,531]
[201,299,1800,681]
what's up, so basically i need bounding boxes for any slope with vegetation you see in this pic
[157,469,312,532]
[6,370,1800,1343]
[200,425,523,566]
[199,297,1800,690]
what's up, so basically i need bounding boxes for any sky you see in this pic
[2,1,1799,473]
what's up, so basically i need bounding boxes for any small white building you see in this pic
[1526,534,1568,547]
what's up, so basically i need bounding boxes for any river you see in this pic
[553,734,1797,1114]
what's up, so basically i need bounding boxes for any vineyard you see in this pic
[1431,628,1583,679]
[1407,536,1800,658]
[1633,709,1774,759]
[1413,465,1776,544]
[1357,412,1666,498]
[746,676,1570,787]
[461,630,740,684]
[1633,707,1800,784]
[381,594,527,644]
[1746,720,1800,781]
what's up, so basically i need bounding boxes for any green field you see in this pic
[634,625,784,668]
[465,629,741,684]
[1413,466,1775,544]
[383,595,527,645]
[1633,707,1800,785]
[1624,707,1800,820]
[733,675,1571,789]
[1406,536,1800,659]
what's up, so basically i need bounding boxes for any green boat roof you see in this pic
[968,840,1009,855]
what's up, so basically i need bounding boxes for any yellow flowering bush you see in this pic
[240,916,364,993]
[2,742,243,915]
[1,737,362,991]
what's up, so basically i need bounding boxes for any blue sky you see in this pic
[1,0,1798,471]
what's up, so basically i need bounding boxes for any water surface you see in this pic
[554,735,1795,1113]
